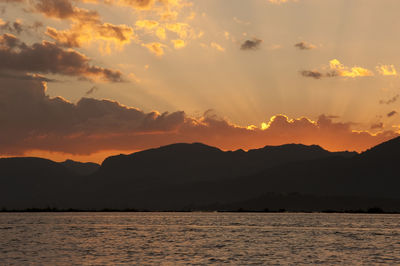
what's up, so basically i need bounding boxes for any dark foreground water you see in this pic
[1,212,400,265]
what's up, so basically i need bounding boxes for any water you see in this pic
[1,212,399,265]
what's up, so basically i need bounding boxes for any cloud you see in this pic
[1,78,398,156]
[233,17,250,25]
[165,23,192,39]
[136,20,159,30]
[0,33,123,82]
[135,20,197,53]
[268,0,297,4]
[86,86,99,95]
[210,42,225,52]
[294,41,316,50]
[0,72,56,82]
[379,95,399,105]
[0,0,26,4]
[300,70,337,79]
[118,0,155,9]
[45,23,134,50]
[387,111,397,117]
[376,64,397,76]
[0,76,185,154]
[301,59,374,79]
[0,19,23,34]
[171,39,185,49]
[142,42,165,56]
[98,0,187,22]
[135,19,166,41]
[0,18,43,35]
[108,0,181,11]
[10,0,196,55]
[100,0,192,24]
[371,122,383,130]
[300,70,324,79]
[329,59,374,78]
[32,0,135,50]
[34,0,99,21]
[240,38,263,51]
[78,0,189,21]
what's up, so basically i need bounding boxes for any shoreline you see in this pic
[0,207,396,214]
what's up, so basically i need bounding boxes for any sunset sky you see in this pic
[1,0,400,162]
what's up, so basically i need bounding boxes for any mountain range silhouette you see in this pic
[1,137,399,212]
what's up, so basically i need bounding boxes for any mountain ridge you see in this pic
[0,137,399,211]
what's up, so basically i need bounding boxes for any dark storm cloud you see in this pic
[387,111,397,117]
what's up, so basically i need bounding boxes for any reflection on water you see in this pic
[1,212,400,265]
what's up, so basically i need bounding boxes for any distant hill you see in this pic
[0,137,399,211]
[0,157,79,209]
[61,160,100,176]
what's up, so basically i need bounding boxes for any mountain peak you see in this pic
[153,142,222,153]
[362,136,400,159]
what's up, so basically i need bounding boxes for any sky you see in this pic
[0,0,399,163]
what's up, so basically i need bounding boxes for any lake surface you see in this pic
[1,212,399,265]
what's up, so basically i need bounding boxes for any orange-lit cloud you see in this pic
[115,0,155,10]
[301,59,374,79]
[268,0,297,4]
[96,0,187,22]
[46,23,134,50]
[171,39,185,49]
[210,42,225,52]
[135,19,198,52]
[166,22,191,39]
[376,64,397,76]
[111,0,183,11]
[22,0,196,55]
[33,0,135,50]
[136,20,167,40]
[329,59,374,78]
[135,20,159,30]
[142,42,165,56]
